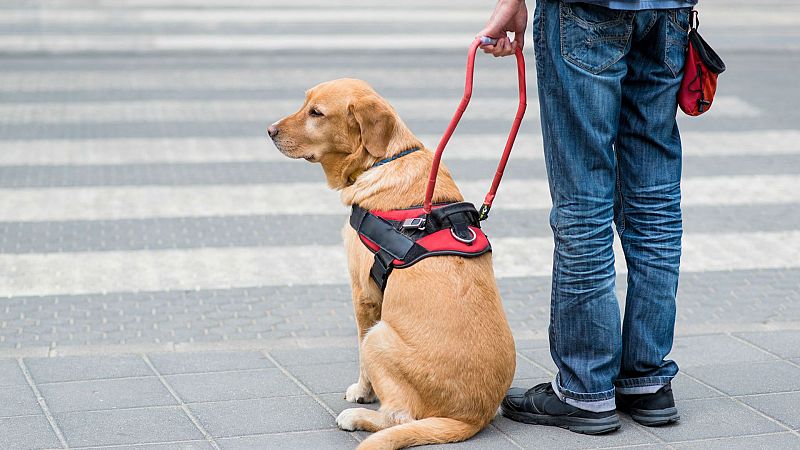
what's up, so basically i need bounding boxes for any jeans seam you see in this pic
[669,9,691,34]
[614,148,626,236]
[664,10,690,77]
[639,11,658,39]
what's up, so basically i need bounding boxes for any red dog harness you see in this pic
[350,202,491,290]
[351,37,526,291]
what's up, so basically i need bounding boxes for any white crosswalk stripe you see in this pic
[0,175,797,222]
[0,96,760,124]
[2,130,798,166]
[0,98,544,123]
[2,230,798,298]
[0,69,520,92]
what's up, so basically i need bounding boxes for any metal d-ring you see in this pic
[451,227,477,244]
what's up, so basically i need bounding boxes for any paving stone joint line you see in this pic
[141,354,222,450]
[18,358,69,448]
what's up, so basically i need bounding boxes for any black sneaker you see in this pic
[500,383,621,435]
[616,382,680,426]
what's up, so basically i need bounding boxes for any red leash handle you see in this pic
[422,37,527,219]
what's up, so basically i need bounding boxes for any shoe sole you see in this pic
[500,406,621,435]
[629,407,680,426]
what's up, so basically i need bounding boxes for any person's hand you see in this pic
[477,0,527,57]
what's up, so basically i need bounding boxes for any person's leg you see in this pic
[534,0,634,411]
[613,9,690,395]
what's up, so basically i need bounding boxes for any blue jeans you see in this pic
[532,1,690,411]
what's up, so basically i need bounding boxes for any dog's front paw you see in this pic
[337,408,364,431]
[345,382,377,404]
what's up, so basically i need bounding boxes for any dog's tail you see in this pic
[357,417,481,450]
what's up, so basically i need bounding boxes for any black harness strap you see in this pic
[351,205,417,290]
[350,206,415,259]
[370,249,395,291]
[429,202,480,243]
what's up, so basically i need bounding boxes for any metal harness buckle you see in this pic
[401,217,427,230]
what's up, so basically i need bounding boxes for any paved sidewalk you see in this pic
[3,333,800,449]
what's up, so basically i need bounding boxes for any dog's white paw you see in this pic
[336,408,362,431]
[345,382,377,404]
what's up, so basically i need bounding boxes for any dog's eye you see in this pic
[309,108,324,117]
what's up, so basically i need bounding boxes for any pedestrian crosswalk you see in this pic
[0,1,798,310]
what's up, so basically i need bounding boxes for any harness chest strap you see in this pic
[349,202,491,291]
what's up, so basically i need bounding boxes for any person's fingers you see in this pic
[494,37,513,57]
[487,36,506,57]
[481,44,496,54]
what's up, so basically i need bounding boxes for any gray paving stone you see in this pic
[38,377,177,413]
[90,442,215,450]
[165,368,302,403]
[56,407,204,447]
[25,354,153,383]
[0,385,41,418]
[148,351,274,375]
[740,392,800,430]
[684,360,800,396]
[218,429,357,450]
[519,347,557,374]
[269,346,359,367]
[671,432,800,450]
[671,373,724,401]
[644,397,786,442]
[189,396,334,438]
[514,338,549,350]
[317,393,381,416]
[0,359,27,387]
[668,334,777,367]
[493,414,655,449]
[287,361,358,394]
[0,415,61,449]
[418,424,521,449]
[514,353,552,380]
[2,269,799,350]
[735,330,800,359]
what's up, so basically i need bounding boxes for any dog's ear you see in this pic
[349,94,396,158]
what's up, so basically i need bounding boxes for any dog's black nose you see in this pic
[267,125,279,138]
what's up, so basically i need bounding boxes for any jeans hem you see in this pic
[614,375,674,390]
[555,374,616,401]
[552,378,616,412]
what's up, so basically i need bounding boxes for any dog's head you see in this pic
[268,78,418,189]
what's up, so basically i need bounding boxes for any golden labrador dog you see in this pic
[268,78,515,450]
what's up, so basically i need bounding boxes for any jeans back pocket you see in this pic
[665,8,691,77]
[559,2,633,75]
